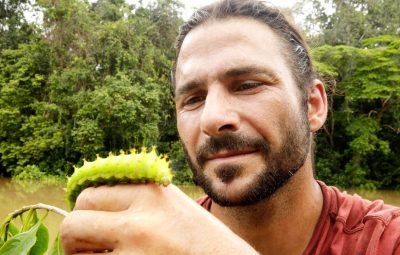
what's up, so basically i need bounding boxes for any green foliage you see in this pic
[30,222,49,255]
[47,233,63,255]
[14,165,45,181]
[0,221,42,254]
[0,0,38,51]
[0,0,193,183]
[298,0,400,47]
[0,210,50,255]
[0,41,56,176]
[313,36,400,188]
[3,0,397,190]
[168,141,193,185]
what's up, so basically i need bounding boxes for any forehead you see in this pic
[178,17,283,57]
[175,17,292,92]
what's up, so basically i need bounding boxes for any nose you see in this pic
[200,88,240,137]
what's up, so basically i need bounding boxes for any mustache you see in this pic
[196,132,270,167]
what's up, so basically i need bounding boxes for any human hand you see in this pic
[60,184,258,254]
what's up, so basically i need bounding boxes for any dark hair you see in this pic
[172,0,315,103]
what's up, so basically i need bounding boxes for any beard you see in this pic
[183,111,311,207]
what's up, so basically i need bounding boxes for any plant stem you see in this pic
[8,203,69,219]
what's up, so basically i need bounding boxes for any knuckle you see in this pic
[122,214,151,241]
[74,187,98,210]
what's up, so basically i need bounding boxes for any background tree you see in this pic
[291,0,400,188]
[297,0,400,46]
[0,0,37,50]
[313,36,400,188]
[0,0,193,183]
[1,0,399,188]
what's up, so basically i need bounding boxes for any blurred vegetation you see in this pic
[296,0,400,189]
[296,0,400,47]
[0,0,192,184]
[312,36,400,189]
[0,0,399,188]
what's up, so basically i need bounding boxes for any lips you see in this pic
[206,148,257,161]
[195,133,270,168]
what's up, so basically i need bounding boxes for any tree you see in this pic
[0,0,37,50]
[297,0,400,46]
[0,0,192,183]
[313,36,400,188]
[0,41,59,177]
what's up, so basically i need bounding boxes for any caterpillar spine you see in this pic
[65,147,173,209]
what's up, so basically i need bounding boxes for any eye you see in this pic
[182,95,205,110]
[235,81,264,92]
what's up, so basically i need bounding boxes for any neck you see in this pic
[210,156,323,255]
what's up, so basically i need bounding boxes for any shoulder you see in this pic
[320,181,400,228]
[318,181,400,254]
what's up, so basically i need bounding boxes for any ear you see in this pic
[307,79,328,132]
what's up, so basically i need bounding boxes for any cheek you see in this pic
[249,98,282,124]
[177,113,199,154]
[247,98,293,147]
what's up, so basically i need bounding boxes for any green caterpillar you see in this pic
[65,147,173,209]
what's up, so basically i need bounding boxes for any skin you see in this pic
[61,17,328,255]
[61,184,257,254]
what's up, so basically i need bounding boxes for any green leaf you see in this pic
[0,219,20,242]
[7,221,19,237]
[48,233,64,255]
[21,209,36,232]
[29,223,49,255]
[1,215,16,242]
[0,220,40,255]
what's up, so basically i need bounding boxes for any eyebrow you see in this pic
[175,79,202,98]
[175,65,280,98]
[224,65,280,81]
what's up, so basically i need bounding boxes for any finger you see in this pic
[73,250,115,255]
[74,185,134,211]
[74,183,171,211]
[61,210,121,255]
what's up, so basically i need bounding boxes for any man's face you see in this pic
[174,17,311,206]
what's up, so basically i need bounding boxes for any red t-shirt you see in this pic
[197,181,400,254]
